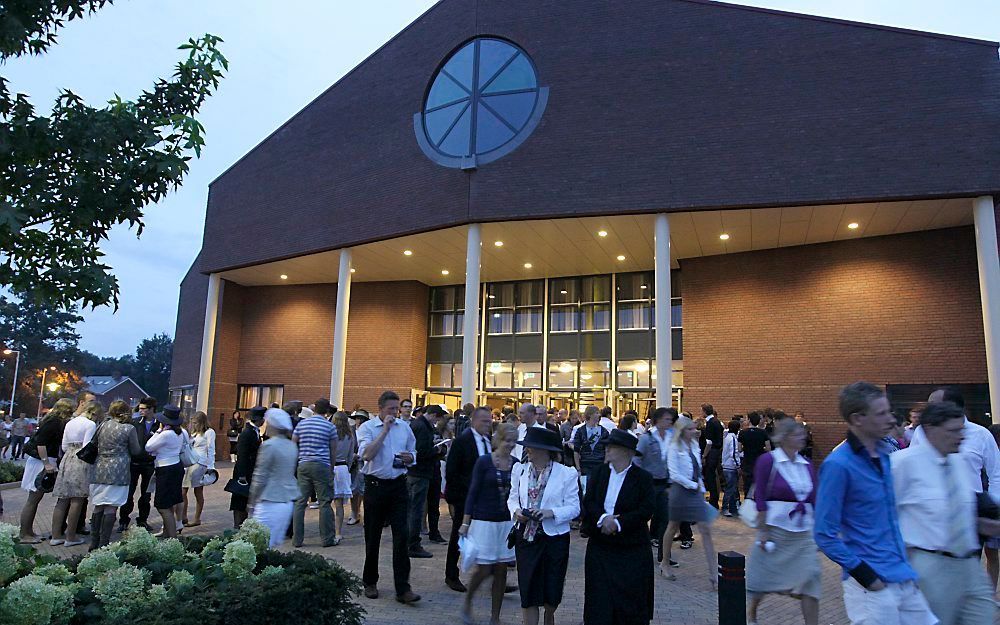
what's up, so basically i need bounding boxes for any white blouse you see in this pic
[61,416,97,451]
[667,438,704,492]
[145,428,190,467]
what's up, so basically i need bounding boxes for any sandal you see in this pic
[63,539,86,547]
[19,536,42,544]
[346,517,359,526]
[186,521,201,527]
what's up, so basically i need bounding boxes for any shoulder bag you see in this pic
[738,452,777,529]
[179,432,198,467]
[76,420,108,465]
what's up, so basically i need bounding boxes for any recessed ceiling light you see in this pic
[441,269,449,275]
[616,255,626,261]
[403,249,413,256]
[350,268,356,273]
[640,284,647,290]
[488,294,495,299]
[523,263,533,269]
[279,274,288,280]
[494,240,504,247]
[848,222,860,230]
[560,289,568,295]
[598,230,608,237]
[493,313,501,318]
[719,233,730,241]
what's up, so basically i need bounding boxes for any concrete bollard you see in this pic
[718,551,746,625]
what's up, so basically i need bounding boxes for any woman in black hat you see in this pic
[581,428,656,625]
[144,405,190,538]
[506,427,580,625]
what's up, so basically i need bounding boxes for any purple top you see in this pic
[753,451,817,512]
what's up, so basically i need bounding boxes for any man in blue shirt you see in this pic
[814,381,936,625]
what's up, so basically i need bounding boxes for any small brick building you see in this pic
[169,0,1000,459]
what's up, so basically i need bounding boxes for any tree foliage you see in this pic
[0,0,227,310]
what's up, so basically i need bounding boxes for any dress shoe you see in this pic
[408,548,433,558]
[117,521,129,533]
[680,540,693,549]
[504,584,518,593]
[396,590,421,604]
[445,578,467,592]
[364,585,378,599]
[428,534,448,544]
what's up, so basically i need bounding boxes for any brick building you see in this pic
[169,0,1000,458]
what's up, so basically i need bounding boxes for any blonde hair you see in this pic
[79,400,105,423]
[108,400,133,424]
[44,398,77,424]
[492,422,518,448]
[188,411,209,436]
[583,405,600,422]
[672,415,694,446]
[332,411,352,439]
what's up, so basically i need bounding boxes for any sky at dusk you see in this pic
[6,0,999,356]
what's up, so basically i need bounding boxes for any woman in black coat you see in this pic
[230,407,264,527]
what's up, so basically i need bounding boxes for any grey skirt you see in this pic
[746,526,822,599]
[668,482,711,523]
[53,443,91,499]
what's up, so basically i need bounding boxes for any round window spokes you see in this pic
[416,37,547,168]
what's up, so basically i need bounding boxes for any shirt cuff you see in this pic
[848,562,879,588]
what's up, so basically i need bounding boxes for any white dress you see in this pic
[183,429,216,487]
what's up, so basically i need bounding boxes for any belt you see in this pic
[652,478,670,486]
[364,474,406,485]
[911,546,979,560]
[334,462,348,466]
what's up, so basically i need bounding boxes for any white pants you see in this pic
[909,549,997,625]
[253,500,294,549]
[842,578,938,625]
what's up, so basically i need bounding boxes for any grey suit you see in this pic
[249,437,299,504]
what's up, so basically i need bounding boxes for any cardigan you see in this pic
[464,454,513,521]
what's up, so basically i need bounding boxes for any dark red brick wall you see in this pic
[169,257,208,388]
[206,280,245,453]
[681,226,988,457]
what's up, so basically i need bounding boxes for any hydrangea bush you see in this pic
[0,524,364,625]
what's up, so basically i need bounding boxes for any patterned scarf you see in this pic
[523,461,552,542]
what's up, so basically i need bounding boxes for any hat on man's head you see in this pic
[424,405,446,418]
[517,427,564,453]
[248,406,267,423]
[156,405,183,426]
[606,428,642,456]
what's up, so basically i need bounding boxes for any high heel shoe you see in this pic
[658,565,677,581]
[709,577,718,590]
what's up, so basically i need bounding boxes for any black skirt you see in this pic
[515,531,571,608]
[584,540,654,625]
[153,463,184,510]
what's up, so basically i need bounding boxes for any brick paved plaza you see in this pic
[0,463,852,625]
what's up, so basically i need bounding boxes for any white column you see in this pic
[195,273,221,413]
[330,249,353,408]
[461,224,482,406]
[973,196,1000,423]
[654,214,672,407]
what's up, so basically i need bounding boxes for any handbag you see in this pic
[76,420,108,464]
[179,433,198,468]
[738,454,778,528]
[224,476,251,497]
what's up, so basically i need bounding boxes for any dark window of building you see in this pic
[430,285,465,337]
[236,385,284,411]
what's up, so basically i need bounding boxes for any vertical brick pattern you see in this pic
[682,226,988,457]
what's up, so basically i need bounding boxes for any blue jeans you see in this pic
[722,468,741,515]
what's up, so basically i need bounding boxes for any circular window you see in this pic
[414,38,548,169]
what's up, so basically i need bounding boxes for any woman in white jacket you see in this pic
[182,411,216,527]
[662,415,718,588]
[507,427,580,625]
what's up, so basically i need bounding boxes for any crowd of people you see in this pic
[7,383,1000,625]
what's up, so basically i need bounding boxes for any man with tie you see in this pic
[891,400,998,625]
[444,406,493,592]
[357,390,420,604]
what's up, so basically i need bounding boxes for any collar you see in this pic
[846,430,887,456]
[771,447,808,465]
[610,463,631,478]
[706,414,716,422]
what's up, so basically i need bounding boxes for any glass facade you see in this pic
[236,384,284,411]
[426,271,683,397]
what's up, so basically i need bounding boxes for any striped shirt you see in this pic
[293,416,338,466]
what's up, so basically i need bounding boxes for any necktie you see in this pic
[943,457,972,554]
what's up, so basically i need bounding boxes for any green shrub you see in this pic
[0,573,75,625]
[0,460,24,484]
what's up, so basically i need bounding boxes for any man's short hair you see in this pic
[472,406,492,420]
[748,411,761,426]
[933,387,965,409]
[314,398,332,416]
[920,401,964,428]
[138,397,156,409]
[701,403,714,416]
[401,398,413,406]
[651,406,677,425]
[378,390,400,408]
[601,406,613,419]
[838,381,885,422]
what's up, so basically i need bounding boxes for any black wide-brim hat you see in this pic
[517,427,564,453]
[156,404,183,426]
[607,428,642,456]
[35,469,57,493]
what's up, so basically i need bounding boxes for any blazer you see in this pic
[582,463,655,547]
[407,415,437,479]
[249,437,300,504]
[233,425,261,482]
[129,417,161,466]
[667,439,705,492]
[445,429,480,505]
[506,461,580,536]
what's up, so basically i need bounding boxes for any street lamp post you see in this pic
[37,366,56,418]
[2,349,19,418]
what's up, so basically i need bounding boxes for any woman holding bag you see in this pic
[746,418,819,625]
[182,411,216,527]
[144,405,190,538]
[50,400,101,547]
[507,427,580,625]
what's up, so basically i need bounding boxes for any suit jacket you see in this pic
[233,425,261,481]
[130,417,161,466]
[582,463,655,547]
[445,429,480,505]
[249,437,299,504]
[407,415,436,479]
[506,461,581,536]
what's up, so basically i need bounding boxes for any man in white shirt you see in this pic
[891,400,998,625]
[909,388,1000,495]
[357,390,420,604]
[598,406,617,433]
[513,403,545,461]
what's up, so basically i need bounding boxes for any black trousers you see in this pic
[703,449,722,509]
[363,475,411,595]
[445,496,465,581]
[741,464,755,499]
[427,470,442,537]
[120,463,155,524]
